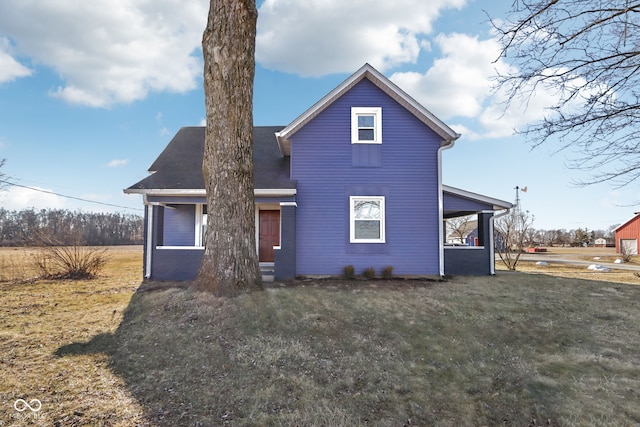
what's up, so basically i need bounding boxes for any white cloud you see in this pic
[256,0,467,76]
[391,33,508,119]
[107,159,129,168]
[0,0,208,107]
[474,81,557,139]
[388,33,573,140]
[0,186,66,210]
[0,37,32,83]
[474,67,601,140]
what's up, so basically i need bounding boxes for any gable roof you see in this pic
[125,126,295,194]
[275,63,460,156]
[615,212,640,232]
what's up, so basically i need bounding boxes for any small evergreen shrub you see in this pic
[382,265,394,279]
[343,265,355,280]
[363,267,376,280]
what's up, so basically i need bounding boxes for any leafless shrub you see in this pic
[32,233,109,280]
[619,242,634,263]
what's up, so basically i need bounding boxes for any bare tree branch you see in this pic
[0,159,6,191]
[492,1,640,186]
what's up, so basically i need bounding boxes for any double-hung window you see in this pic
[350,196,385,243]
[351,107,382,144]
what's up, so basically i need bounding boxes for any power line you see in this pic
[0,178,143,212]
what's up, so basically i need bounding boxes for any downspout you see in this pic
[144,197,153,279]
[437,138,457,277]
[489,207,511,275]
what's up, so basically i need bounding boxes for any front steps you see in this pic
[260,263,275,282]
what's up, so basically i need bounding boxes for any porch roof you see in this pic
[443,185,513,218]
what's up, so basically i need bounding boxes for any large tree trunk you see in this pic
[195,0,262,296]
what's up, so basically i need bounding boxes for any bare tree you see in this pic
[540,229,556,246]
[446,215,475,245]
[0,158,6,190]
[494,207,534,271]
[492,1,640,186]
[195,0,263,296]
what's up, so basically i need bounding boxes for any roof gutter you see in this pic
[124,188,297,197]
[143,196,153,279]
[123,188,206,196]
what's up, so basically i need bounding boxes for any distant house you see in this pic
[466,227,481,247]
[594,238,607,248]
[446,219,479,246]
[615,213,640,255]
[125,64,512,281]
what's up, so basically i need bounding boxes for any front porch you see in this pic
[442,186,513,276]
[142,200,297,282]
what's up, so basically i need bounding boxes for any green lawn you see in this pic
[1,247,639,426]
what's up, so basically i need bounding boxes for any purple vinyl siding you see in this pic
[291,79,443,276]
[352,144,382,167]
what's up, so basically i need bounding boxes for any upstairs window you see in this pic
[350,196,385,243]
[351,107,382,144]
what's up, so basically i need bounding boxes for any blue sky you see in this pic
[0,0,636,231]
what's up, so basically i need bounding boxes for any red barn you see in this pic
[615,213,640,255]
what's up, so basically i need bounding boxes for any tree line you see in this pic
[0,208,143,246]
[526,226,618,248]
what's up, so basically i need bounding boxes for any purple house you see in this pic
[125,64,512,281]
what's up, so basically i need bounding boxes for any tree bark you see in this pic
[195,0,262,296]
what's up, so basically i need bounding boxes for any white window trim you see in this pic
[157,246,205,250]
[195,204,207,247]
[351,107,382,144]
[350,196,386,243]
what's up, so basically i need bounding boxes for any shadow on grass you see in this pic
[54,280,214,426]
[56,333,117,357]
[55,276,640,426]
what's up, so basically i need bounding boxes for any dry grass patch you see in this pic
[2,247,640,426]
[0,247,43,282]
[514,260,640,285]
[0,246,146,426]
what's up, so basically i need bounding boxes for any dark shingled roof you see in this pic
[127,126,295,191]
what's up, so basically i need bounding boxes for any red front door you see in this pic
[259,210,280,262]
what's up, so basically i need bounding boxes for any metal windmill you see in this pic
[514,185,527,214]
